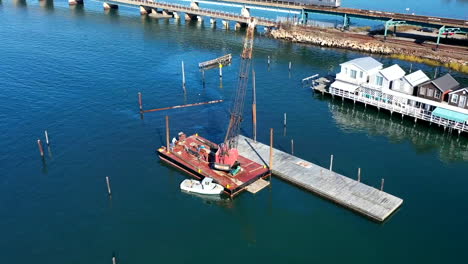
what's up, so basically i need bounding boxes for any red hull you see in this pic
[157,134,270,197]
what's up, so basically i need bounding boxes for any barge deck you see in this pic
[157,133,270,197]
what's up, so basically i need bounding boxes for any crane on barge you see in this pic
[213,18,257,172]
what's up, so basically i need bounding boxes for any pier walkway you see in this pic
[237,135,403,222]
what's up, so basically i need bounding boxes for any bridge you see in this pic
[100,0,276,28]
[211,0,468,29]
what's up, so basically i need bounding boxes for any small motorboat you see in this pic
[180,177,224,195]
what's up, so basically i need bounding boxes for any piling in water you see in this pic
[44,130,50,145]
[166,115,170,152]
[330,154,334,171]
[381,178,385,191]
[219,63,223,78]
[37,139,44,157]
[252,70,257,142]
[106,176,112,196]
[291,139,294,155]
[358,168,361,182]
[181,61,186,92]
[138,92,143,113]
[289,61,292,72]
[283,113,287,127]
[269,128,274,180]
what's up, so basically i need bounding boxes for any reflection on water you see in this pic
[328,99,468,162]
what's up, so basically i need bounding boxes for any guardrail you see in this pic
[106,0,277,26]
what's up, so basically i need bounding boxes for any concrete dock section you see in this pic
[237,135,403,222]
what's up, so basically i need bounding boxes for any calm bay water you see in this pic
[1,0,468,263]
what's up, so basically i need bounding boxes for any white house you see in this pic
[392,70,430,95]
[331,57,383,94]
[367,64,406,92]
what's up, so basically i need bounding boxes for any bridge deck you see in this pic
[237,135,403,222]
[215,0,468,28]
[105,0,276,26]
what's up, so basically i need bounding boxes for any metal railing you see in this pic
[330,87,468,134]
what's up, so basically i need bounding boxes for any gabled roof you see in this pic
[432,73,460,92]
[403,70,430,87]
[379,64,406,81]
[340,57,382,72]
[449,87,468,94]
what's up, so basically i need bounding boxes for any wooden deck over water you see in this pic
[237,135,403,222]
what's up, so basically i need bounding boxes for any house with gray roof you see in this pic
[415,73,460,102]
[392,70,430,95]
[448,87,468,110]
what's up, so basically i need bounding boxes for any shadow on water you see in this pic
[322,95,468,162]
[13,0,26,7]
[39,0,54,11]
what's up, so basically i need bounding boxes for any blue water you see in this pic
[1,0,468,263]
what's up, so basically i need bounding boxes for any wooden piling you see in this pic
[267,56,270,67]
[289,61,292,72]
[201,69,205,83]
[37,139,44,157]
[166,115,170,152]
[358,167,361,182]
[106,176,112,196]
[381,178,385,191]
[44,130,50,146]
[291,139,294,155]
[269,128,274,177]
[252,70,257,142]
[112,256,116,264]
[219,63,223,78]
[283,113,287,127]
[329,154,334,171]
[138,92,143,113]
[181,61,186,91]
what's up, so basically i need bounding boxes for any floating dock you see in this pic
[157,133,270,197]
[237,135,403,222]
[198,54,232,70]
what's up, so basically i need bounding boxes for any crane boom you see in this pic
[225,19,256,149]
[215,18,256,169]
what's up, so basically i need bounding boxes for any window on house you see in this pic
[360,71,363,78]
[419,87,426,95]
[427,89,434,97]
[451,94,459,103]
[435,90,441,99]
[350,70,357,79]
[376,76,383,86]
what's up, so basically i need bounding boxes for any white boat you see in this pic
[180,177,224,195]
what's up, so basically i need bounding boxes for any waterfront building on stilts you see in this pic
[317,57,468,135]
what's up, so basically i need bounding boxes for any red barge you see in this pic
[157,18,267,197]
[157,132,270,197]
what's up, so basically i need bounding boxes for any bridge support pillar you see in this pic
[235,22,247,30]
[185,13,196,21]
[197,16,203,22]
[162,10,173,17]
[222,20,229,29]
[103,3,118,10]
[210,18,216,24]
[241,6,250,18]
[190,1,200,9]
[342,14,350,30]
[173,11,180,19]
[300,9,308,25]
[139,6,151,15]
[68,0,83,5]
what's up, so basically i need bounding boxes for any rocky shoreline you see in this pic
[267,27,468,73]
